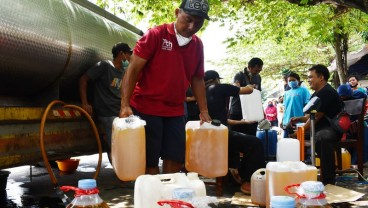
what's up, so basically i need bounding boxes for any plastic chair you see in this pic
[335,98,366,180]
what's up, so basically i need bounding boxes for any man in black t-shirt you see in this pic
[289,64,343,185]
[229,58,263,136]
[185,87,200,121]
[205,70,265,194]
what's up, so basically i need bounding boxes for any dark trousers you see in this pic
[315,126,341,185]
[228,130,266,182]
[229,114,258,136]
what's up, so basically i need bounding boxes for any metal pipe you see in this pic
[310,111,316,166]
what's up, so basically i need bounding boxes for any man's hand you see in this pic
[119,106,133,118]
[290,117,299,125]
[199,111,211,124]
[288,132,297,138]
[242,119,257,124]
[81,103,93,116]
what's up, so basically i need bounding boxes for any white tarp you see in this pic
[328,44,368,72]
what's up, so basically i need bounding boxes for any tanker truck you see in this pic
[0,0,143,169]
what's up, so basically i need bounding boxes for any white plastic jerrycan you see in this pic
[134,172,206,208]
[277,138,300,162]
[266,161,317,208]
[185,120,228,178]
[111,115,146,181]
[239,89,264,122]
[251,168,266,206]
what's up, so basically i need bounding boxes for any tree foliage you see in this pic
[92,0,368,88]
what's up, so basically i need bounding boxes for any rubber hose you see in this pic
[39,100,103,187]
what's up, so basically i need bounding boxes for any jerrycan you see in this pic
[240,89,264,122]
[185,120,228,178]
[277,138,300,162]
[317,148,351,170]
[251,168,266,206]
[340,148,351,170]
[111,115,146,181]
[134,172,206,208]
[266,161,317,208]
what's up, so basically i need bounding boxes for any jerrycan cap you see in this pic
[300,181,325,199]
[211,119,221,126]
[270,196,295,207]
[78,179,97,189]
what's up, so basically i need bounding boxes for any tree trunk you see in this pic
[332,26,348,85]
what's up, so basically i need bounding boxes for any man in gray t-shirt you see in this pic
[79,42,132,152]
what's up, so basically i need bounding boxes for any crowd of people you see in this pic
[78,0,367,196]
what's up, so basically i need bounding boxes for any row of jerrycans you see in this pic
[251,161,318,207]
[111,116,229,181]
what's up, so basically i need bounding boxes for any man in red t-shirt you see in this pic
[119,0,212,174]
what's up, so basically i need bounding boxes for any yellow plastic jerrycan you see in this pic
[340,148,351,170]
[111,115,146,181]
[315,148,351,170]
[185,120,228,178]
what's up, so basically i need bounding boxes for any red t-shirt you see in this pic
[130,23,205,116]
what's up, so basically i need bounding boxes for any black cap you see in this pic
[211,119,221,126]
[179,0,210,20]
[204,70,223,82]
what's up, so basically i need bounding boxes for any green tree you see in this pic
[92,0,368,85]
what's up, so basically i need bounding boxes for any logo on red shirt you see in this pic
[162,39,173,51]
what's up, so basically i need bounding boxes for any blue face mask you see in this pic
[122,60,129,70]
[288,81,299,89]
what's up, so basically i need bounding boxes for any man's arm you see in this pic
[119,54,147,118]
[239,84,253,94]
[79,74,93,115]
[289,112,324,137]
[227,118,256,125]
[191,76,211,123]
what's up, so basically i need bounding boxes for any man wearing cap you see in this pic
[119,0,211,174]
[229,57,264,136]
[204,70,265,194]
[79,42,132,154]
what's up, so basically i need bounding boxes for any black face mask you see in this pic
[350,84,357,88]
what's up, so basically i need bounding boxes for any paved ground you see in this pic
[1,153,367,208]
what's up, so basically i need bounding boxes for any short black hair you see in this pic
[347,74,360,81]
[288,72,300,81]
[248,57,263,68]
[309,64,330,81]
[112,42,131,58]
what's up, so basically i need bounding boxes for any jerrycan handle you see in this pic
[285,183,303,197]
[285,184,326,199]
[211,119,221,126]
[157,200,194,208]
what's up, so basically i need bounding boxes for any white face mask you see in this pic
[174,23,192,46]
